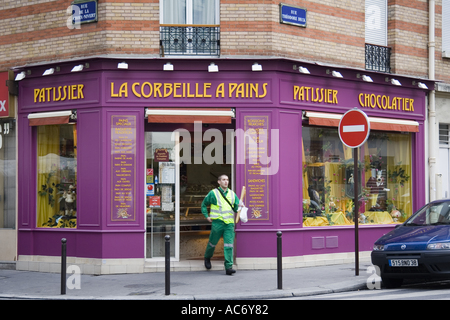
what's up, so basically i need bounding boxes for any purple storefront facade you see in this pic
[15,58,432,273]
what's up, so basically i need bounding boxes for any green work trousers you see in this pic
[205,219,235,270]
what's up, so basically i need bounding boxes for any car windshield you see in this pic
[406,201,450,226]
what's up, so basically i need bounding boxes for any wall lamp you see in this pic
[357,74,373,82]
[362,75,373,82]
[327,69,343,78]
[252,63,262,71]
[71,63,89,72]
[43,67,60,76]
[413,81,428,89]
[418,82,428,89]
[15,71,26,81]
[71,65,84,72]
[208,62,219,72]
[391,78,401,86]
[163,62,174,71]
[299,66,310,74]
[117,62,128,69]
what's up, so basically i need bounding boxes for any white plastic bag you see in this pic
[239,206,248,223]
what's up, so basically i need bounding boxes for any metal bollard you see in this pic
[277,231,282,290]
[165,235,170,296]
[61,238,67,295]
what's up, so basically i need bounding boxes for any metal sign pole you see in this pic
[339,108,370,278]
[354,148,359,276]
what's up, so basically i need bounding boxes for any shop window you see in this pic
[302,126,412,227]
[0,120,16,229]
[37,124,77,228]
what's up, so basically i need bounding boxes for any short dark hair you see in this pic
[217,174,228,181]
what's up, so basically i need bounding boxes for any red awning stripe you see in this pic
[28,111,73,126]
[29,116,70,126]
[146,108,234,124]
[305,112,419,133]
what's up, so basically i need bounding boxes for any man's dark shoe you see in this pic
[226,268,236,275]
[204,258,211,270]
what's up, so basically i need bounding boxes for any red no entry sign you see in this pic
[338,109,370,148]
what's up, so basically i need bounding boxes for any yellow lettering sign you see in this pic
[358,93,414,112]
[108,82,269,99]
[293,85,338,104]
[33,84,85,103]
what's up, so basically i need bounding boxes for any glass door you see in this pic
[145,132,179,259]
[145,127,234,260]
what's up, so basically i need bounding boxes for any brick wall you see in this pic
[0,0,448,82]
[0,0,160,71]
[220,0,366,69]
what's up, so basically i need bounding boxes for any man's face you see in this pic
[218,176,229,189]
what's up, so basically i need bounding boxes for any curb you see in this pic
[0,280,368,300]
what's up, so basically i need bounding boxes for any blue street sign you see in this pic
[279,3,307,28]
[72,0,98,24]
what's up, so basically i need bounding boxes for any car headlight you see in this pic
[427,243,450,250]
[373,244,385,251]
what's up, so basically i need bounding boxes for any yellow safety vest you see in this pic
[210,188,235,224]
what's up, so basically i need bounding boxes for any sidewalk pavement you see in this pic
[0,261,372,300]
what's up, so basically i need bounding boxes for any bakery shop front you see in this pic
[15,58,432,273]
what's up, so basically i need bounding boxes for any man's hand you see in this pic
[207,217,212,223]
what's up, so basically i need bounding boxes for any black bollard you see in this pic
[277,231,282,289]
[61,238,67,295]
[165,235,170,296]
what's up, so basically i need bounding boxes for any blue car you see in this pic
[372,199,450,288]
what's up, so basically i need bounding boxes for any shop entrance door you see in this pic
[145,128,233,260]
[145,132,180,259]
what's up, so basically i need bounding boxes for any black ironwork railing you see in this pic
[160,25,220,57]
[365,43,391,73]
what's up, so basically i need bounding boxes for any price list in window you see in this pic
[244,115,270,221]
[111,115,136,221]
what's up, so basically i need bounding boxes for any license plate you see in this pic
[389,259,418,267]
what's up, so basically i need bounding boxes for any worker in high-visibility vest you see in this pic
[201,174,240,275]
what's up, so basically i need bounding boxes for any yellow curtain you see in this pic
[73,124,77,157]
[37,125,60,227]
[387,133,412,219]
[302,139,309,200]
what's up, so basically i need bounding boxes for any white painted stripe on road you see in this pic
[343,125,365,133]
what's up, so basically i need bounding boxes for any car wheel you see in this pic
[382,277,403,289]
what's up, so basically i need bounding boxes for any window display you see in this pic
[0,120,15,229]
[37,124,77,228]
[302,126,412,227]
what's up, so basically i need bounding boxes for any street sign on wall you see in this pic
[279,3,307,28]
[72,0,98,25]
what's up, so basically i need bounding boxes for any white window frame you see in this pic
[365,0,387,46]
[160,0,220,25]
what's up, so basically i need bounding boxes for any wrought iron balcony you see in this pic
[365,43,391,73]
[160,25,220,57]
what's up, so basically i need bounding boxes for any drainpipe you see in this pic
[428,0,437,201]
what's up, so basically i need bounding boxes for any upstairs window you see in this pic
[161,0,219,25]
[160,0,220,56]
[365,0,387,46]
[365,0,390,72]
